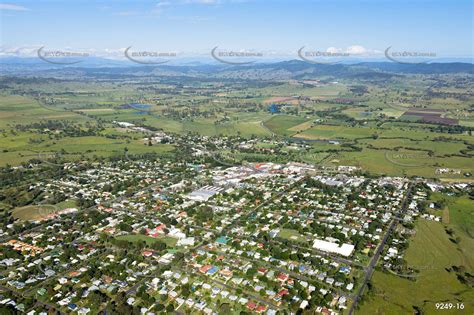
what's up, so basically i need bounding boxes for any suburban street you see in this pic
[348,183,413,315]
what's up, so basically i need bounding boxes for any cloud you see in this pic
[156,1,172,7]
[0,3,29,11]
[0,46,158,60]
[327,45,380,56]
[0,45,41,57]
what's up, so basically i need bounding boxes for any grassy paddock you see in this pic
[358,197,474,315]
[116,234,178,247]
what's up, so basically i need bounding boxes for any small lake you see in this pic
[129,103,152,110]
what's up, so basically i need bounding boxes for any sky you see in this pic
[0,0,473,62]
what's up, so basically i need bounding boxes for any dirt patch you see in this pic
[407,107,446,113]
[288,121,313,132]
[264,96,297,104]
[401,111,458,125]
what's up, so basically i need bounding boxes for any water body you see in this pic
[128,103,155,115]
[129,103,152,109]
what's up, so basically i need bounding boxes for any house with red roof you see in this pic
[146,224,166,237]
[256,305,267,313]
[278,289,289,296]
[143,250,153,257]
[276,273,289,282]
[246,301,257,311]
[199,265,213,274]
[257,267,267,275]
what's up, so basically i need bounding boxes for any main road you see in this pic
[348,182,413,315]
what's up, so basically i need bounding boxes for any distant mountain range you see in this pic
[1,57,472,80]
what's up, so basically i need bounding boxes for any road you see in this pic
[125,176,309,306]
[266,237,366,269]
[348,182,413,315]
[181,265,279,309]
[209,248,352,299]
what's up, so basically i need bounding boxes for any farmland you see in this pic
[1,73,472,180]
[1,0,473,313]
[0,62,472,315]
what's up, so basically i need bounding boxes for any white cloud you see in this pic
[326,47,343,54]
[0,46,125,58]
[156,1,172,7]
[0,46,40,57]
[327,45,380,56]
[0,3,29,11]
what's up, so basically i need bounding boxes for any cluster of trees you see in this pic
[110,236,167,252]
[186,205,214,223]
[14,120,104,138]
[448,265,474,287]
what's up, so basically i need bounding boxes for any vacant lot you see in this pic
[12,205,57,221]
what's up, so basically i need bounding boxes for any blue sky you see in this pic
[1,0,472,60]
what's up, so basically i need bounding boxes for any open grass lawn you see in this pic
[0,131,175,166]
[288,120,314,132]
[330,141,472,179]
[358,196,474,315]
[12,199,76,221]
[236,82,346,99]
[296,124,375,140]
[109,115,272,138]
[12,205,57,221]
[0,95,88,128]
[263,115,309,136]
[278,228,306,243]
[116,234,178,247]
[332,148,437,177]
[428,194,474,268]
[299,151,331,165]
[359,138,468,156]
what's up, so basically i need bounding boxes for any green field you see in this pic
[264,115,310,136]
[358,194,474,315]
[12,200,76,221]
[116,234,178,247]
[278,228,307,243]
[1,77,472,181]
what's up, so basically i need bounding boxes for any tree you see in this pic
[166,304,175,312]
